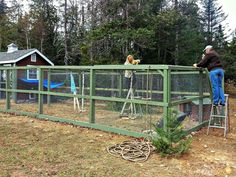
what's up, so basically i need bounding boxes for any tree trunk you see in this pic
[89,0,96,62]
[205,0,214,44]
[0,34,2,51]
[91,0,96,29]
[174,0,179,65]
[25,32,29,49]
[81,5,85,28]
[40,30,44,53]
[64,0,69,65]
[124,3,129,55]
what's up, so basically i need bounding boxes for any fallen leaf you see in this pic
[138,163,143,167]
[225,166,232,174]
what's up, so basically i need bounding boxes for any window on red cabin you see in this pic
[27,68,38,80]
[31,53,36,62]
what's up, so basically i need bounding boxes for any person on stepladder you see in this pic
[193,45,225,107]
[124,55,140,89]
[120,55,141,118]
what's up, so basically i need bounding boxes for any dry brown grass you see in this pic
[225,82,236,97]
[0,98,236,177]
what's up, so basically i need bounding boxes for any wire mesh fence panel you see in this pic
[171,71,210,100]
[14,69,39,106]
[17,69,39,91]
[95,70,120,97]
[174,102,211,130]
[93,70,164,101]
[171,72,198,100]
[0,69,6,104]
[95,100,163,133]
[128,71,164,101]
[43,96,90,122]
[49,70,77,94]
[89,69,165,133]
[0,65,213,136]
[170,70,211,130]
[0,98,5,109]
[10,92,38,113]
[46,69,90,102]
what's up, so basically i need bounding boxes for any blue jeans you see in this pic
[209,68,225,105]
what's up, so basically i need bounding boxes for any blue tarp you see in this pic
[20,78,64,89]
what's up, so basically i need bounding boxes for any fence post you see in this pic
[38,68,44,114]
[78,71,82,95]
[6,69,10,110]
[118,71,123,97]
[163,68,171,131]
[12,69,17,103]
[198,69,203,123]
[47,68,51,106]
[89,68,95,123]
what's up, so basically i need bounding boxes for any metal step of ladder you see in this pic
[207,94,229,137]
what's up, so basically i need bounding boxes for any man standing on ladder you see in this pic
[193,45,225,106]
[193,45,229,137]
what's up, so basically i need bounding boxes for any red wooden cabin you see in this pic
[0,43,54,101]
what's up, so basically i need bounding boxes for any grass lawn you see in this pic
[0,98,236,177]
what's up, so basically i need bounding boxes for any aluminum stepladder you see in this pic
[207,94,230,137]
[120,73,143,119]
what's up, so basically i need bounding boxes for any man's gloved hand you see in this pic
[193,63,197,67]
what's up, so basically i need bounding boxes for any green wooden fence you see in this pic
[0,65,211,137]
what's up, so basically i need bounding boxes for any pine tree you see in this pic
[0,0,9,51]
[214,24,227,48]
[28,0,59,62]
[177,0,205,65]
[201,0,227,45]
[151,110,192,156]
[220,30,236,81]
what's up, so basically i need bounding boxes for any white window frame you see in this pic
[31,53,36,62]
[29,93,36,100]
[2,64,11,81]
[27,65,38,80]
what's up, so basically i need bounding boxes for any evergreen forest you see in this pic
[0,0,236,81]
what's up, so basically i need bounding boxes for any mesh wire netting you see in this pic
[171,71,211,129]
[94,70,163,100]
[0,69,6,107]
[93,70,164,132]
[171,71,210,99]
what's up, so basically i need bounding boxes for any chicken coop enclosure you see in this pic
[0,65,212,137]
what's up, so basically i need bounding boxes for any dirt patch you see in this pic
[0,98,235,177]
